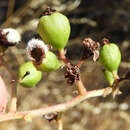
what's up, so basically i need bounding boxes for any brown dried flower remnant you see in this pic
[82,38,100,61]
[0,28,21,56]
[27,39,48,65]
[44,112,58,122]
[65,65,80,85]
[102,38,110,45]
[43,7,56,16]
[0,30,15,48]
[0,28,21,47]
[0,30,9,46]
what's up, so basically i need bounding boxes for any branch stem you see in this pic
[58,49,71,67]
[77,59,84,68]
[75,79,87,95]
[56,113,63,130]
[0,87,112,122]
[9,85,17,112]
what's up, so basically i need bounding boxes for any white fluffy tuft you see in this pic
[2,28,21,43]
[27,38,49,60]
[27,38,48,53]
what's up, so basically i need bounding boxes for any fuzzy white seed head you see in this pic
[27,38,49,61]
[2,28,21,43]
[27,38,48,53]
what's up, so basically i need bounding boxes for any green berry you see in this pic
[37,12,70,49]
[104,70,115,86]
[18,61,42,88]
[35,51,62,72]
[99,43,121,73]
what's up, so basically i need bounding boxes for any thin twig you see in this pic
[0,87,112,122]
[77,59,84,68]
[56,113,63,130]
[8,84,17,112]
[112,72,120,98]
[2,0,33,27]
[70,17,97,27]
[59,49,87,95]
[120,61,130,68]
[58,49,71,67]
[6,0,15,18]
[75,78,87,95]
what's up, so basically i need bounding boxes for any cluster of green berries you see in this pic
[99,43,121,86]
[18,9,71,88]
[1,8,121,88]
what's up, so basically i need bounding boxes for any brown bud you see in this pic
[43,7,56,16]
[65,65,80,85]
[82,38,100,61]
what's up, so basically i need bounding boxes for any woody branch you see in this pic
[0,87,112,122]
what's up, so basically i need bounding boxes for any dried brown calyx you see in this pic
[44,112,58,122]
[65,64,80,85]
[43,7,56,16]
[102,38,110,45]
[30,47,45,65]
[82,38,100,61]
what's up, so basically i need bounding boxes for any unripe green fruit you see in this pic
[99,43,121,73]
[37,12,70,49]
[35,51,62,72]
[18,61,42,88]
[104,70,115,86]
